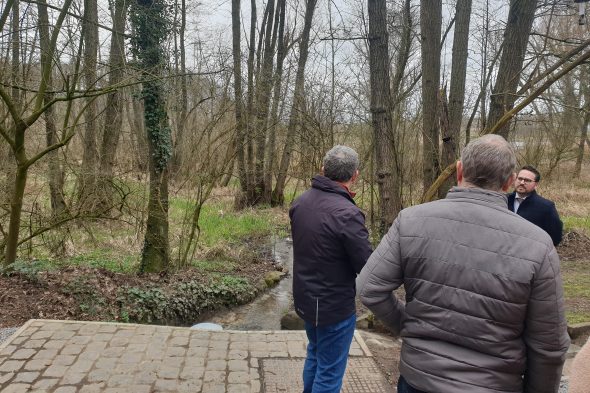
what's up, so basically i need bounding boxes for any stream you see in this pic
[208,237,294,330]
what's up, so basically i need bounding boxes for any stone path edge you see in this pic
[353,330,372,357]
[1,319,374,357]
[0,319,34,352]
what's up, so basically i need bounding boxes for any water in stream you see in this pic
[208,238,293,330]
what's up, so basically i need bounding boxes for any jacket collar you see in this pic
[446,186,508,209]
[509,189,537,201]
[311,175,356,204]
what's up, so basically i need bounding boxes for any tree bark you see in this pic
[79,0,100,208]
[486,0,538,139]
[368,0,402,234]
[440,0,471,198]
[130,0,172,273]
[98,0,127,208]
[272,0,318,206]
[251,0,278,205]
[171,0,188,172]
[420,0,442,193]
[263,0,287,202]
[38,0,67,217]
[2,0,20,209]
[575,66,590,178]
[232,0,249,207]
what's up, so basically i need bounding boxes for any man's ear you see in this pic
[320,166,325,176]
[351,169,359,183]
[501,172,516,192]
[456,161,463,185]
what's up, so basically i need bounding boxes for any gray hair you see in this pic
[323,145,359,182]
[460,134,516,190]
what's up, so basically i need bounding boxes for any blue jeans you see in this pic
[302,314,356,393]
[398,375,427,393]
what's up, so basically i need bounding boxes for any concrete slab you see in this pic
[0,320,384,392]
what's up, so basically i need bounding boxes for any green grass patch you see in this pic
[563,216,590,233]
[567,312,590,325]
[170,199,281,247]
[65,250,139,273]
[192,259,236,272]
[562,261,590,298]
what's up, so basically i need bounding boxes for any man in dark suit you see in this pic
[507,165,563,245]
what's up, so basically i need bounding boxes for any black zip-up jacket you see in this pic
[289,175,372,326]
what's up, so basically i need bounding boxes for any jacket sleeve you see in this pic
[341,209,373,274]
[523,246,570,393]
[356,218,406,335]
[544,202,563,246]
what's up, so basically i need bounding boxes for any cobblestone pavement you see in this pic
[0,320,390,392]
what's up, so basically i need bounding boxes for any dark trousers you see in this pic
[398,375,428,393]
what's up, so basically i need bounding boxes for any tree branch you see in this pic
[0,0,15,33]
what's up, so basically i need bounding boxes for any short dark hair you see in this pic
[460,134,516,190]
[323,145,359,182]
[520,165,540,182]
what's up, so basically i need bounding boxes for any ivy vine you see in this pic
[129,0,173,172]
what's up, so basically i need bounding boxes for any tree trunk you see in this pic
[2,0,20,209]
[130,0,172,273]
[420,0,442,193]
[368,0,402,234]
[244,0,257,200]
[2,0,75,267]
[263,0,287,202]
[438,88,452,199]
[38,0,67,217]
[4,164,27,265]
[440,0,471,197]
[575,66,590,178]
[272,0,318,206]
[251,0,278,205]
[171,0,188,173]
[232,0,249,208]
[98,0,127,208]
[486,0,538,139]
[79,0,100,208]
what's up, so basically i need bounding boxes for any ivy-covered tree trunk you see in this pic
[130,0,172,273]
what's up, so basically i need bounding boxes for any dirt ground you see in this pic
[0,256,278,328]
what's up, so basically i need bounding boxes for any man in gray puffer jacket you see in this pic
[357,134,569,393]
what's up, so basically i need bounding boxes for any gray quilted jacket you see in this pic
[357,187,569,393]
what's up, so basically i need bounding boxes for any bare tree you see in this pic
[1,0,83,266]
[38,0,67,217]
[440,0,472,197]
[486,0,538,138]
[231,0,248,201]
[98,0,128,207]
[272,0,319,206]
[368,0,402,234]
[79,0,100,207]
[575,65,590,178]
[420,0,442,192]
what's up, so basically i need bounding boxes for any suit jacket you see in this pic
[507,190,563,245]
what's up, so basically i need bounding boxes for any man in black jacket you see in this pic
[507,165,563,245]
[289,145,372,393]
